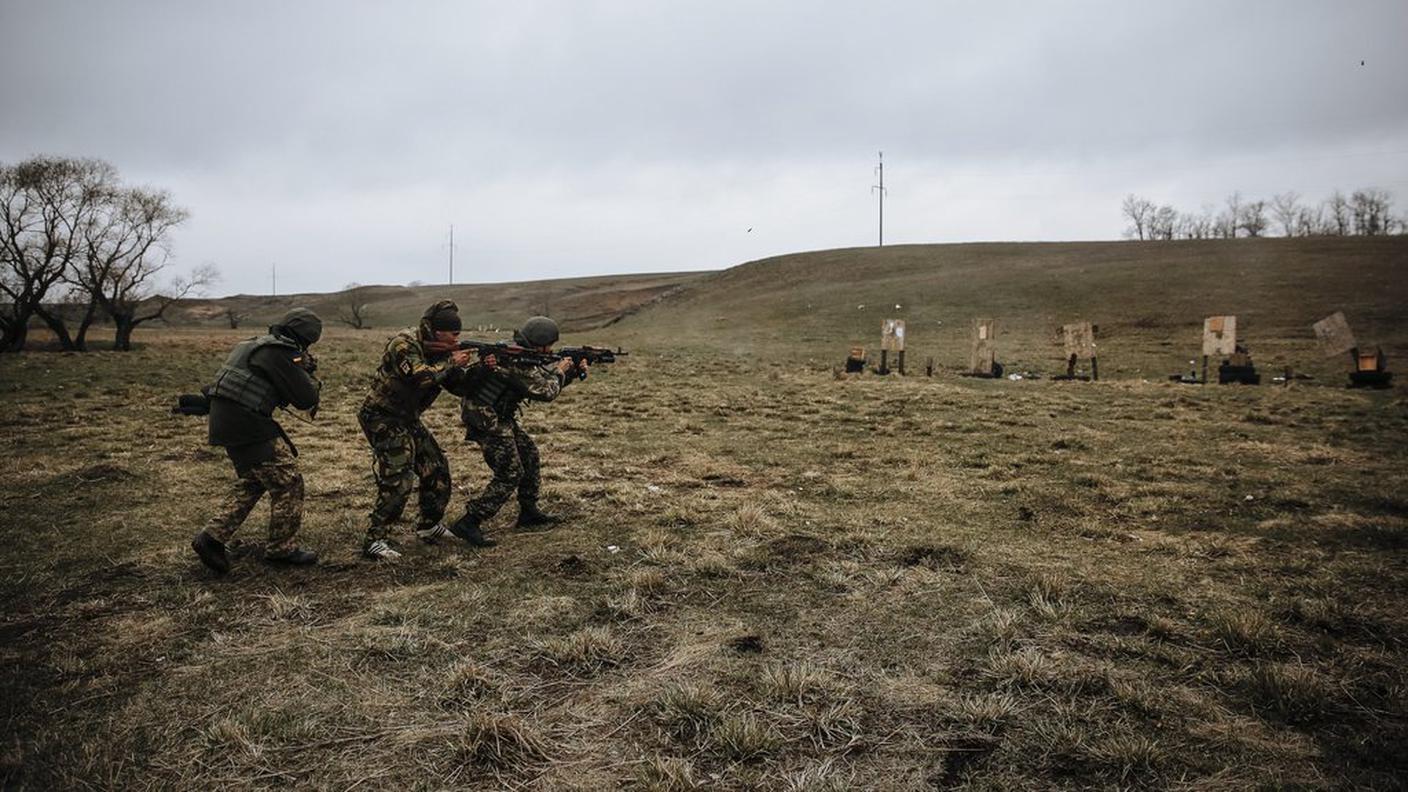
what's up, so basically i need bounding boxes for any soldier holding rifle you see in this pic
[191,308,324,573]
[446,316,588,546]
[357,300,482,560]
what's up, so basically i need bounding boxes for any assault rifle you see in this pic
[457,341,628,381]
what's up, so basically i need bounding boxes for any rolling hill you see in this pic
[602,236,1408,382]
[169,236,1407,382]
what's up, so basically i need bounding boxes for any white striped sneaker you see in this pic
[363,539,402,561]
[416,522,449,544]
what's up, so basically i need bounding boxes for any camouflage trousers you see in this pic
[359,408,451,541]
[462,421,541,523]
[205,442,303,553]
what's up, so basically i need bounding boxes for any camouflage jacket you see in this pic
[361,327,469,421]
[451,362,568,438]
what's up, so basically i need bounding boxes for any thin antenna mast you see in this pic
[271,262,276,296]
[448,224,454,285]
[871,151,887,246]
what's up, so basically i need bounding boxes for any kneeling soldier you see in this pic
[358,300,477,560]
[448,316,585,546]
[192,308,323,573]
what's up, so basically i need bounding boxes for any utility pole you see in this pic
[448,224,455,285]
[871,151,886,246]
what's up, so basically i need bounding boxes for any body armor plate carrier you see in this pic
[207,333,301,415]
[468,370,517,417]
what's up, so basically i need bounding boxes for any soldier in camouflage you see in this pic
[446,316,586,545]
[191,308,323,574]
[358,300,481,560]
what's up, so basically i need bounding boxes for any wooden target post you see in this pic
[880,319,905,375]
[1202,315,1237,384]
[1059,321,1098,380]
[969,318,997,377]
[1312,310,1357,367]
[1314,311,1392,388]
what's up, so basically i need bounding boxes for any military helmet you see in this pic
[272,307,322,347]
[516,315,559,348]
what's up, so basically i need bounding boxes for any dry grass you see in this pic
[634,754,701,791]
[651,681,725,743]
[707,712,781,761]
[760,662,829,705]
[452,711,555,771]
[3,236,1408,789]
[530,626,626,674]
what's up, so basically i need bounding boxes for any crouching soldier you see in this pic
[358,300,478,561]
[191,308,323,574]
[446,316,585,546]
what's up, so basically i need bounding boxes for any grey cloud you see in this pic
[3,0,1406,294]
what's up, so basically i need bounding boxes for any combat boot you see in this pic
[515,505,561,531]
[266,547,318,566]
[448,514,497,548]
[191,530,231,574]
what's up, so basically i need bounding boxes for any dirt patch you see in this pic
[931,733,1001,785]
[738,534,829,571]
[63,463,136,483]
[552,554,591,578]
[898,543,969,571]
[727,633,765,654]
[701,473,747,487]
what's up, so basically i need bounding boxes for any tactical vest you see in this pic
[465,368,519,417]
[207,333,301,415]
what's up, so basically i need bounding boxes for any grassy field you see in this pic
[2,238,1407,790]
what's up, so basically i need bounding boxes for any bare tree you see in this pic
[1121,194,1155,240]
[223,307,247,329]
[338,282,371,329]
[0,157,114,351]
[1190,205,1217,239]
[1295,204,1324,236]
[1217,191,1243,238]
[61,282,103,351]
[1174,211,1198,239]
[1239,199,1269,238]
[1150,205,1178,240]
[1270,192,1300,236]
[1324,191,1351,235]
[1351,188,1393,236]
[71,185,208,349]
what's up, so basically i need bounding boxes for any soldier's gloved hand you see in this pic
[301,350,319,374]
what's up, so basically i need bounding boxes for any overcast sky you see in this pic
[3,1,1406,296]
